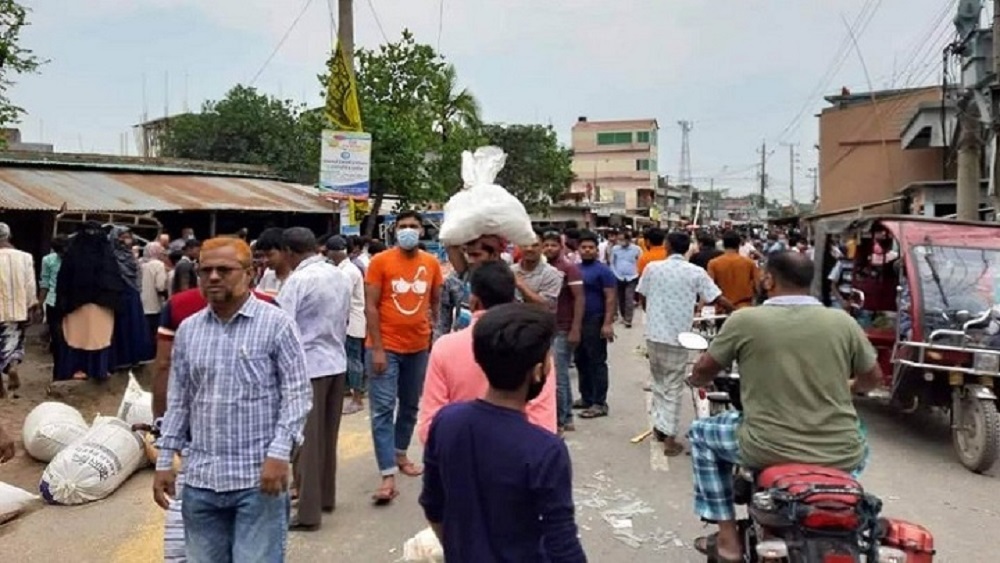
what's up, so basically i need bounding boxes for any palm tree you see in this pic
[434,64,481,143]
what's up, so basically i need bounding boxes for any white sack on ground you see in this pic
[22,402,89,462]
[39,417,146,505]
[116,372,154,427]
[438,146,536,247]
[402,527,445,562]
[0,481,41,524]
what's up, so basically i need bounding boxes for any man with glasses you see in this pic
[153,237,311,562]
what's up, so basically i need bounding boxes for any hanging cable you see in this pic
[365,0,390,43]
[248,0,315,86]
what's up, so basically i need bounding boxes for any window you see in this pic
[637,131,650,143]
[636,159,650,171]
[612,191,627,204]
[597,132,633,145]
[651,129,658,146]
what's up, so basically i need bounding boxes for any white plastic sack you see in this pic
[402,527,445,562]
[39,417,146,505]
[116,372,154,427]
[438,146,536,247]
[22,402,89,462]
[0,482,40,524]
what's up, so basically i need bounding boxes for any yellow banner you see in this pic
[348,198,369,226]
[324,40,363,132]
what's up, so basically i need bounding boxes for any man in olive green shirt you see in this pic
[685,251,882,562]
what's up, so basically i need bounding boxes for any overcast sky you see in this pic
[16,0,969,200]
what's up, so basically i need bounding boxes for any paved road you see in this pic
[2,323,997,562]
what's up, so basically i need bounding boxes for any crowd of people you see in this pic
[0,213,881,563]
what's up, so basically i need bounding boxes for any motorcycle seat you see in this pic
[756,463,863,507]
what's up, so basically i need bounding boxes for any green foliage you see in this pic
[481,123,575,214]
[0,1,45,131]
[160,85,321,184]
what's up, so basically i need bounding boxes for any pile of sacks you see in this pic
[18,373,155,507]
[438,146,537,249]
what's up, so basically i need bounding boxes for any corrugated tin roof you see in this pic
[0,168,333,213]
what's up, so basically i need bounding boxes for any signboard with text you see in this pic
[319,130,371,200]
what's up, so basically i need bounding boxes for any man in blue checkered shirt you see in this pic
[153,238,312,563]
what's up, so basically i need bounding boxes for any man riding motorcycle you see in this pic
[685,251,883,562]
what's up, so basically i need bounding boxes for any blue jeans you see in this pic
[182,486,289,563]
[367,349,429,475]
[687,411,869,522]
[346,336,365,392]
[553,332,574,427]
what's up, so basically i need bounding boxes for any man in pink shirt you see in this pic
[418,262,557,443]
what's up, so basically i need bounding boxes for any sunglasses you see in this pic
[196,265,247,278]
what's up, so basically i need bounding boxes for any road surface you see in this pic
[1,323,996,562]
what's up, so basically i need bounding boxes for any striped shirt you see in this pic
[0,248,36,322]
[156,294,312,492]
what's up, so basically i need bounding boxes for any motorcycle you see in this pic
[679,331,935,563]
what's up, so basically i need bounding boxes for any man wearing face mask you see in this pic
[419,303,586,562]
[365,210,444,505]
[417,261,557,444]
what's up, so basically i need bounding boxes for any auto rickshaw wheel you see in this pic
[952,396,1000,474]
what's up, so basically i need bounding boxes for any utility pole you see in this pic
[339,0,355,72]
[957,101,982,221]
[780,142,799,208]
[992,0,1000,218]
[807,167,818,206]
[709,177,716,222]
[758,140,769,212]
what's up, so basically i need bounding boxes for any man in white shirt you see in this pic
[325,235,368,415]
[277,228,352,531]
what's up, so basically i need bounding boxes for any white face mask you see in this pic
[397,228,420,250]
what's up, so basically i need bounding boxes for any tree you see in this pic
[0,1,44,131]
[160,85,321,184]
[320,31,483,235]
[481,123,575,214]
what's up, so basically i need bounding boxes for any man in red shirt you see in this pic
[541,232,585,433]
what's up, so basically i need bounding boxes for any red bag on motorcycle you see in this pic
[749,464,869,531]
[879,518,935,563]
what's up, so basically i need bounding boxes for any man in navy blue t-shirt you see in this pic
[573,231,617,419]
[420,303,587,562]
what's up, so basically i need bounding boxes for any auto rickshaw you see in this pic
[819,215,1000,473]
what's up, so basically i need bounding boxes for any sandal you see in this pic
[578,406,608,419]
[662,439,686,457]
[397,460,423,477]
[694,533,742,563]
[372,486,400,506]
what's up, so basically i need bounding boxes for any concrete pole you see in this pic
[339,0,355,72]
[957,102,982,221]
[992,0,1000,218]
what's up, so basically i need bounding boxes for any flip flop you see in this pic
[397,461,423,477]
[579,406,608,419]
[663,440,686,457]
[372,486,399,506]
[694,533,742,563]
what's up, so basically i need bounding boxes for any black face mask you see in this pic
[581,257,596,264]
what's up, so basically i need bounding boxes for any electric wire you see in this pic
[365,0,390,43]
[248,0,315,86]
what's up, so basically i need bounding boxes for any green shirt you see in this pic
[40,252,61,308]
[708,298,876,471]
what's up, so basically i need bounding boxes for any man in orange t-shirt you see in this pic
[365,210,444,504]
[637,228,668,275]
[707,231,760,309]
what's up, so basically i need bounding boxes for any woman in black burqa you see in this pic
[107,225,153,368]
[55,221,123,381]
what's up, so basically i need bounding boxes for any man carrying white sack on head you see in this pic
[439,147,538,336]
